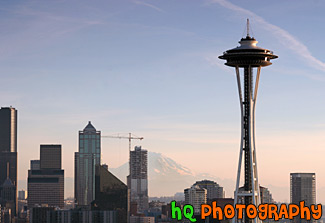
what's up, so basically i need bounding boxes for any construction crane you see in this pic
[101,133,144,151]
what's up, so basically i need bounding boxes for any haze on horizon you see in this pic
[0,0,325,203]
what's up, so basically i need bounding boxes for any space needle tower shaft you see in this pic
[219,19,277,223]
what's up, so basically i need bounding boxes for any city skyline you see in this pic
[0,0,325,204]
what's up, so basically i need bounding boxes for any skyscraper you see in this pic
[128,146,148,213]
[193,180,224,200]
[40,144,62,169]
[75,121,101,207]
[0,165,16,216]
[0,107,18,216]
[290,173,316,223]
[91,165,128,222]
[0,107,17,153]
[28,144,64,209]
[184,185,207,215]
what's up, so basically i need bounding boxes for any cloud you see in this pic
[133,0,165,13]
[206,53,233,73]
[0,5,105,60]
[208,0,325,72]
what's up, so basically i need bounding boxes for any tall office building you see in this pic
[0,167,16,216]
[40,145,61,169]
[0,107,18,216]
[75,121,101,207]
[127,146,148,213]
[0,107,17,153]
[91,165,127,222]
[193,180,224,200]
[184,185,207,215]
[290,173,316,223]
[28,144,64,209]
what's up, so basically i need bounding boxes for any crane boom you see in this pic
[102,133,144,151]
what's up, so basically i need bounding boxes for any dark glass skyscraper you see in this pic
[0,107,18,216]
[75,121,101,207]
[0,107,17,153]
[91,165,127,222]
[290,173,316,223]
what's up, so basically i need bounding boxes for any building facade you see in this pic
[184,185,207,215]
[0,207,12,223]
[30,160,40,170]
[75,121,101,207]
[18,190,27,200]
[0,107,18,217]
[29,206,56,223]
[91,165,127,223]
[28,145,64,209]
[128,146,149,213]
[129,216,155,223]
[193,180,224,200]
[40,145,62,169]
[48,209,117,223]
[259,186,274,204]
[290,173,316,223]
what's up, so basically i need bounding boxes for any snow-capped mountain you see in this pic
[109,151,235,197]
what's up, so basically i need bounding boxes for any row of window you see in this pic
[80,134,100,139]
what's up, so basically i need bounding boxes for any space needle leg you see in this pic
[234,66,244,223]
[252,66,261,203]
[251,66,261,223]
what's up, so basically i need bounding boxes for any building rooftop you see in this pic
[83,121,97,132]
[2,177,14,187]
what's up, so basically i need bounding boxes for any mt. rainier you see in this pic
[109,152,234,197]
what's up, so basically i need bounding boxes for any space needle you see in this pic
[219,20,277,223]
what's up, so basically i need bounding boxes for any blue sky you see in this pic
[1,0,325,202]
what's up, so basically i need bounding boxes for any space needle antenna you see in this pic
[246,18,250,37]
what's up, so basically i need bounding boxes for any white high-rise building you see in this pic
[184,185,207,215]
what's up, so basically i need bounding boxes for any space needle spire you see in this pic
[246,18,250,37]
[219,20,277,223]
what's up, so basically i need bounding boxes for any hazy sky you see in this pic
[1,0,325,202]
